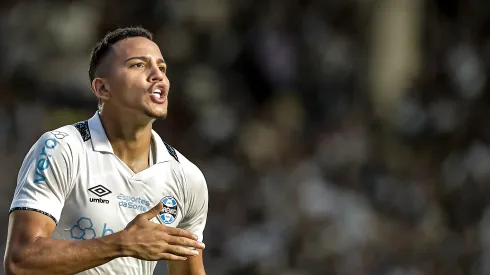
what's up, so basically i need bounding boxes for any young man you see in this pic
[4,27,208,275]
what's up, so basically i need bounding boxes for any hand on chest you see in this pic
[64,162,186,238]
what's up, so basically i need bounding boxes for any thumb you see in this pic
[140,202,163,220]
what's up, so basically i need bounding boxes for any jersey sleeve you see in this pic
[10,130,80,223]
[178,160,209,242]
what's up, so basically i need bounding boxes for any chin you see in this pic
[154,114,168,120]
[144,109,168,120]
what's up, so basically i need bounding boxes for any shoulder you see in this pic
[178,151,206,184]
[174,150,209,210]
[166,145,207,193]
[33,124,86,158]
[152,131,207,191]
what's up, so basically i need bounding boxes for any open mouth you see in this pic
[150,88,167,104]
[152,89,162,99]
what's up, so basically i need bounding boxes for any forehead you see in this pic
[110,37,163,61]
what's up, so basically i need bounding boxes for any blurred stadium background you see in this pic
[2,0,490,274]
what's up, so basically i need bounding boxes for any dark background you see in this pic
[2,0,490,274]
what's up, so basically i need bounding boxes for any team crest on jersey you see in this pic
[159,196,178,224]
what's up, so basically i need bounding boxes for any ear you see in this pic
[91,78,110,103]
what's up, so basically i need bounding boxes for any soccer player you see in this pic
[4,27,208,275]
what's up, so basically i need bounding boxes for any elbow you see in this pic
[4,260,21,275]
[4,252,28,275]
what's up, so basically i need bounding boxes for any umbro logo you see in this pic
[88,185,111,197]
[88,185,111,204]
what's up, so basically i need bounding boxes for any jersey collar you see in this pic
[87,112,173,163]
[88,112,113,154]
[150,129,174,163]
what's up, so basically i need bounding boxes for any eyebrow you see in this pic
[124,56,166,64]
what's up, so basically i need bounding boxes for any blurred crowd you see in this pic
[2,0,490,274]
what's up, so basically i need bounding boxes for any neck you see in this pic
[98,110,153,163]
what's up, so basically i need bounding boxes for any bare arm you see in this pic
[4,210,125,275]
[167,250,206,275]
[4,203,205,275]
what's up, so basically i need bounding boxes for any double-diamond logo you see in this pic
[88,185,111,204]
[88,185,112,197]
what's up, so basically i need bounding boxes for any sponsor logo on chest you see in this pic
[88,185,112,204]
[117,194,151,212]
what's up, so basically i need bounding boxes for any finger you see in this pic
[164,227,198,240]
[140,202,163,220]
[158,253,187,261]
[166,236,206,250]
[165,245,200,257]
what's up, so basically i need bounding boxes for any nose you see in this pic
[148,65,164,83]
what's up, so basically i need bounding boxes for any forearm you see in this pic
[167,251,206,275]
[5,232,126,275]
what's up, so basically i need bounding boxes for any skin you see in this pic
[4,36,206,275]
[93,36,171,174]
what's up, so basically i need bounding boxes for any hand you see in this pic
[120,202,205,261]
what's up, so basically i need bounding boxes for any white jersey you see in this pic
[10,112,209,275]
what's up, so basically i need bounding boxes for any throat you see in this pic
[117,138,156,174]
[115,152,150,174]
[125,160,150,174]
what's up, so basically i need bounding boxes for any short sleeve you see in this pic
[10,130,80,223]
[177,160,209,242]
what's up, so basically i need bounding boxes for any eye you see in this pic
[132,62,146,68]
[159,66,167,73]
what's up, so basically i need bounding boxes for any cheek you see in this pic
[107,74,131,98]
[165,77,171,92]
[121,76,146,98]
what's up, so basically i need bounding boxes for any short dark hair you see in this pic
[88,27,153,82]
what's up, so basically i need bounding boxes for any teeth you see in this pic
[152,89,162,99]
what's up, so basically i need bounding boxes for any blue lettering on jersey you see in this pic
[117,194,150,212]
[34,138,57,184]
[70,217,114,240]
[102,223,114,236]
